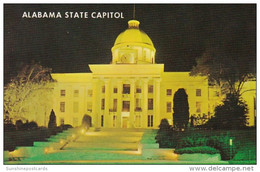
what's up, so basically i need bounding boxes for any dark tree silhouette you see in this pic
[155,119,172,148]
[190,46,255,96]
[4,121,16,132]
[48,109,57,129]
[206,93,248,129]
[28,121,38,130]
[15,120,24,130]
[82,114,92,129]
[173,88,190,129]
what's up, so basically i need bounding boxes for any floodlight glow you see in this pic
[80,128,86,135]
[59,139,65,145]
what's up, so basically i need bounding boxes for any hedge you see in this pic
[174,146,219,154]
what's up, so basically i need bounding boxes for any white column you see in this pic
[117,80,123,128]
[154,78,161,128]
[142,78,148,128]
[92,79,100,128]
[130,79,136,128]
[104,79,110,128]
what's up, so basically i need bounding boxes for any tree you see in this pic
[15,120,24,130]
[190,45,254,129]
[173,88,190,129]
[48,109,57,129]
[190,45,255,97]
[4,63,54,125]
[28,121,38,130]
[206,93,248,129]
[190,13,255,96]
[155,119,172,148]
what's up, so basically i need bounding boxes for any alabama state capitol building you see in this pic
[49,20,256,128]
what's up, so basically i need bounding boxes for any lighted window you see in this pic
[73,102,79,113]
[122,101,130,112]
[148,85,153,93]
[113,99,117,111]
[196,89,201,97]
[74,90,79,97]
[102,86,105,93]
[114,88,118,93]
[60,102,65,112]
[101,115,104,127]
[167,102,171,113]
[167,89,172,96]
[101,99,105,110]
[135,99,142,111]
[60,90,65,96]
[196,102,201,113]
[148,99,153,110]
[123,84,130,94]
[88,90,93,97]
[148,115,153,127]
[136,87,142,93]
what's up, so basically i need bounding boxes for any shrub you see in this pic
[174,146,219,154]
[4,119,16,131]
[15,120,24,130]
[23,120,30,130]
[176,132,240,160]
[205,94,248,130]
[28,121,38,130]
[48,109,57,129]
[4,123,16,132]
[156,119,173,148]
[207,135,239,160]
[60,124,73,130]
[177,133,207,148]
[170,130,181,148]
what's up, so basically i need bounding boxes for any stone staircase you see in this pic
[5,128,179,164]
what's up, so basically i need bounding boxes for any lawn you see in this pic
[157,128,256,164]
[201,129,256,163]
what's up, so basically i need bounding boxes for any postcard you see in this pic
[3,3,257,170]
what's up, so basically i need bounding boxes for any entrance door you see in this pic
[122,117,128,128]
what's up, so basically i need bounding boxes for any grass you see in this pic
[159,128,256,164]
[229,130,256,164]
[207,129,255,164]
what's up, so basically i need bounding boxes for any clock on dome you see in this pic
[111,20,156,64]
[120,53,135,63]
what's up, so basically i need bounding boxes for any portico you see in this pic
[89,64,163,128]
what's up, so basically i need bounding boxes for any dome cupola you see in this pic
[111,20,156,64]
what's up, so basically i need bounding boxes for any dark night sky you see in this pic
[4,4,256,83]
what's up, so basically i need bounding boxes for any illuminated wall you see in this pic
[240,80,256,126]
[51,20,256,128]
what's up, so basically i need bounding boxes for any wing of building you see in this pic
[49,20,256,128]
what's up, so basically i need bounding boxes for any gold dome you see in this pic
[111,20,156,64]
[112,20,155,51]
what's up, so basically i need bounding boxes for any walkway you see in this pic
[4,128,228,164]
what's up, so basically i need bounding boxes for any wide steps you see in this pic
[6,128,166,163]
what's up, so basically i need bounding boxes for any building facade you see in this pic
[50,20,256,128]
